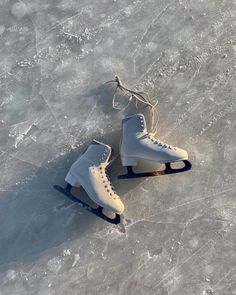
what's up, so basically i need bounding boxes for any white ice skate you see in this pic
[54,140,124,224]
[119,113,192,179]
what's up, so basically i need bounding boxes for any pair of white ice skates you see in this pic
[55,113,191,224]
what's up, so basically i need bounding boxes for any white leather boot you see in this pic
[65,140,124,215]
[120,113,188,166]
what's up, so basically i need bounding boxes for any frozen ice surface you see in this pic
[0,0,236,294]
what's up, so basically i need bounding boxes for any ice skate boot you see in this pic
[119,113,192,179]
[54,140,124,224]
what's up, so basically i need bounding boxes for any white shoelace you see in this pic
[147,133,173,149]
[105,76,159,134]
[99,166,118,200]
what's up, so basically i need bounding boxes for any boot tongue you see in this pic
[85,140,111,165]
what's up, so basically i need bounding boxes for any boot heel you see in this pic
[65,172,80,187]
[121,156,138,166]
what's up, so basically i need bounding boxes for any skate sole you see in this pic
[118,160,192,179]
[53,184,121,224]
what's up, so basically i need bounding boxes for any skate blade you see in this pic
[118,160,192,179]
[53,185,121,225]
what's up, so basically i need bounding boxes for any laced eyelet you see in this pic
[97,165,117,195]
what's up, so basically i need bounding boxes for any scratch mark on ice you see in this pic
[39,93,72,149]
[146,240,214,294]
[146,185,235,220]
[132,3,171,74]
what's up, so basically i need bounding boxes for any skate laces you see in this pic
[99,165,118,200]
[105,76,159,134]
[147,133,173,149]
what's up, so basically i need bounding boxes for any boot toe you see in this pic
[112,198,125,215]
[175,147,188,160]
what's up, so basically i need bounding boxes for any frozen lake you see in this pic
[0,0,235,294]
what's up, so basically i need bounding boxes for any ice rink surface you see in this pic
[0,0,236,294]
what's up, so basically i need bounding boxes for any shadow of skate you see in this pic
[0,126,167,271]
[0,83,164,270]
[0,146,96,270]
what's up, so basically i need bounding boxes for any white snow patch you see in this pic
[63,249,71,256]
[146,42,158,52]
[4,269,17,282]
[189,237,199,248]
[123,5,133,16]
[203,289,213,295]
[140,187,149,193]
[146,250,158,260]
[9,122,37,148]
[11,2,28,19]
[72,253,80,267]
[0,25,5,35]
[1,94,14,107]
[47,257,62,273]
